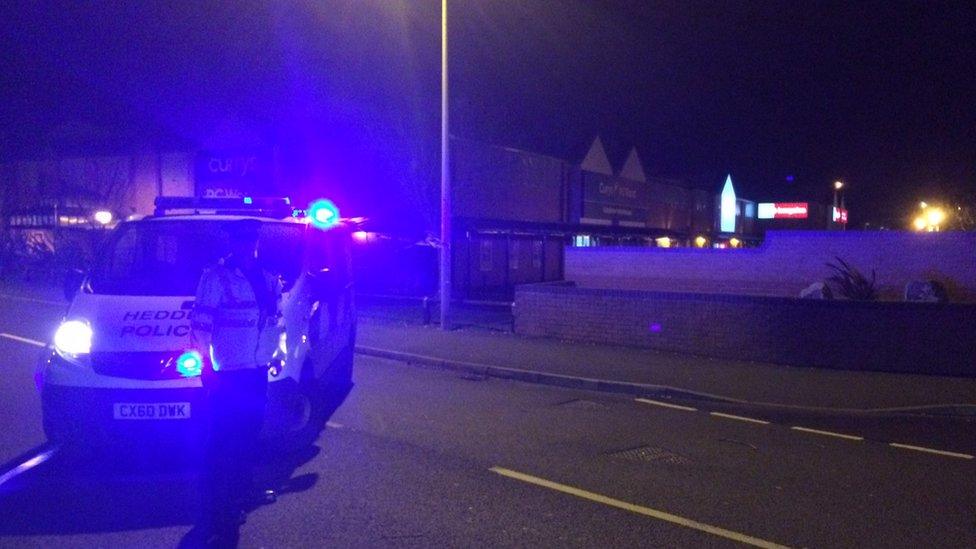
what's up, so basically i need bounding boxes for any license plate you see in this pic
[113,402,191,420]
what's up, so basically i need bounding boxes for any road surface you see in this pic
[0,290,973,547]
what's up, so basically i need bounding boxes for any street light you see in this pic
[439,0,451,330]
[925,207,946,228]
[93,210,113,225]
[913,202,948,231]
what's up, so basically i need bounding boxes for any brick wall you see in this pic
[566,231,976,302]
[514,282,976,376]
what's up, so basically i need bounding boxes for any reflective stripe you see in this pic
[214,318,257,328]
[218,301,258,309]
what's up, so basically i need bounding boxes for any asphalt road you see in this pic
[0,292,974,548]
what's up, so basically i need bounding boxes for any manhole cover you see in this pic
[607,445,691,465]
[554,398,608,410]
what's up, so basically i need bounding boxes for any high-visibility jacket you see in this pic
[191,259,283,371]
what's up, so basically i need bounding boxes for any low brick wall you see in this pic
[514,282,976,376]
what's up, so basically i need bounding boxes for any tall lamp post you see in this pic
[439,0,451,330]
[833,180,845,231]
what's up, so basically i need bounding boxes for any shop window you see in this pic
[573,235,592,247]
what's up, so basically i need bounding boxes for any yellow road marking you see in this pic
[490,467,791,549]
[710,412,770,425]
[889,443,973,460]
[635,398,697,412]
[790,426,863,441]
[0,333,45,347]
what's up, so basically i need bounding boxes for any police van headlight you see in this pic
[53,320,93,357]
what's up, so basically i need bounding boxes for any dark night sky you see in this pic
[1,0,974,228]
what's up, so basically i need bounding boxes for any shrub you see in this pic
[826,257,878,301]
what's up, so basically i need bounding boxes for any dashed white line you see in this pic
[709,412,770,425]
[790,426,864,441]
[889,443,973,460]
[635,398,697,412]
[0,333,46,347]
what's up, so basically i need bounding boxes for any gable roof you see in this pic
[579,136,613,175]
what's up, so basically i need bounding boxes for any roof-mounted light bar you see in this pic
[153,196,292,218]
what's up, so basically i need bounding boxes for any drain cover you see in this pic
[608,445,691,465]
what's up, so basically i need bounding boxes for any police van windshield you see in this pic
[90,220,305,296]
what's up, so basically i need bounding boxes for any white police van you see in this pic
[36,197,356,449]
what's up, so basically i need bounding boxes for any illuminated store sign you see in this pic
[757,202,809,219]
[832,207,848,224]
[720,175,737,233]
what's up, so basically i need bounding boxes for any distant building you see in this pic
[0,135,846,299]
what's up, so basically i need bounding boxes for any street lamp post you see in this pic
[439,0,452,330]
[833,180,845,231]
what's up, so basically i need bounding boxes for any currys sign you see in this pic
[758,202,809,219]
[194,149,274,199]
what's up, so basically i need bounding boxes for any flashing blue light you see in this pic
[243,196,253,205]
[176,350,203,377]
[307,199,340,230]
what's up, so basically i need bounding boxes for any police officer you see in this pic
[190,219,282,545]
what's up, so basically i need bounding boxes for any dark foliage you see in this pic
[826,257,878,301]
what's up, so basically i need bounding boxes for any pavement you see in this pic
[356,302,976,415]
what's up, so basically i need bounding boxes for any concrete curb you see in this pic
[355,345,976,418]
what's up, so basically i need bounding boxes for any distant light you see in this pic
[655,236,671,248]
[352,230,369,243]
[834,181,844,190]
[919,201,928,209]
[785,175,795,182]
[649,323,662,333]
[93,210,113,225]
[307,199,340,230]
[176,350,203,378]
[729,237,741,248]
[694,236,707,248]
[912,217,927,231]
[925,207,946,227]
[243,196,253,205]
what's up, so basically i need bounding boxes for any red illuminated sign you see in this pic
[832,207,848,224]
[757,202,808,219]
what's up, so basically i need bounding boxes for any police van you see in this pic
[36,197,356,449]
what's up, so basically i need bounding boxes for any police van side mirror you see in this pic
[63,269,86,301]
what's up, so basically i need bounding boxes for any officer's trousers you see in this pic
[201,367,268,532]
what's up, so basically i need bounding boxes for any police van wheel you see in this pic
[289,391,314,433]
